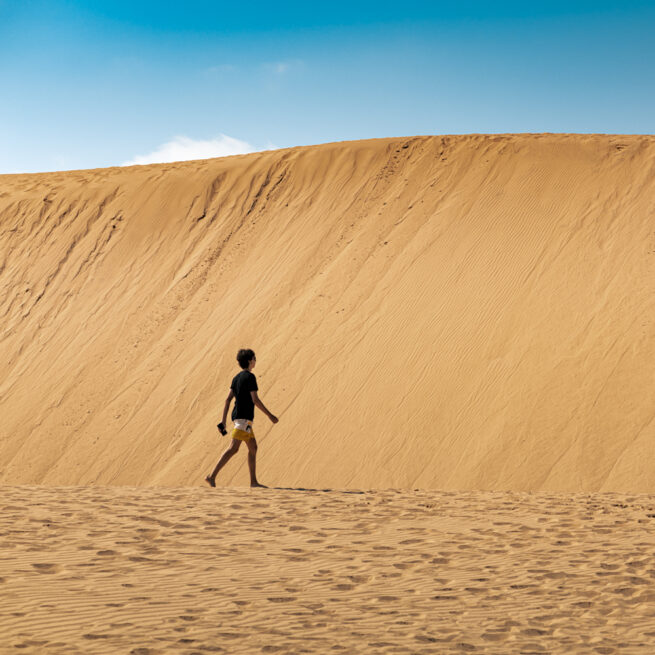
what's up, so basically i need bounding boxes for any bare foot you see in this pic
[205,476,216,488]
[250,482,267,488]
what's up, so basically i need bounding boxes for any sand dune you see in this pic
[1,486,654,654]
[0,134,653,490]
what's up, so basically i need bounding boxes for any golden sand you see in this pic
[1,134,653,490]
[1,487,654,654]
[1,136,655,651]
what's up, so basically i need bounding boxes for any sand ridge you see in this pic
[1,134,654,490]
[0,486,654,653]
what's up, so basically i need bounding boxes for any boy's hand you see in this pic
[269,414,279,424]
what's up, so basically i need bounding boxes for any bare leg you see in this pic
[206,439,241,486]
[246,438,266,488]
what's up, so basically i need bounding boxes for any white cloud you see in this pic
[263,59,304,75]
[121,134,255,166]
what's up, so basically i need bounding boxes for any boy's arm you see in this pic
[251,391,278,423]
[222,389,235,425]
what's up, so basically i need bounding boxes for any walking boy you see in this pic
[205,348,278,488]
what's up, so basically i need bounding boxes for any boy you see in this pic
[205,348,278,488]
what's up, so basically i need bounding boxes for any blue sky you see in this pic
[1,1,654,173]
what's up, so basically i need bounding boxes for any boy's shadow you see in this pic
[269,486,365,495]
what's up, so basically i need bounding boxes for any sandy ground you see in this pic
[1,134,654,491]
[1,486,654,654]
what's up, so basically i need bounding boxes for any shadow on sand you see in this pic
[269,487,366,494]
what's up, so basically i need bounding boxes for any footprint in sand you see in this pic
[600,563,620,571]
[481,631,509,642]
[31,563,60,574]
[431,557,450,565]
[521,627,550,636]
[624,575,649,586]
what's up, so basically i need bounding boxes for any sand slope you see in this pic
[0,134,653,490]
[1,487,654,654]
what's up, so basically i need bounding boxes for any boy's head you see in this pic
[237,348,256,370]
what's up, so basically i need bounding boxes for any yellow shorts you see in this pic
[232,428,255,441]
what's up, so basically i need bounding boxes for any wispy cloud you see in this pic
[263,59,304,75]
[121,134,255,166]
[272,62,290,74]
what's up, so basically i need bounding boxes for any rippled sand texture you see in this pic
[1,135,654,490]
[1,487,654,654]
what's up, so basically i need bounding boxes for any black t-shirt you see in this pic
[230,370,258,421]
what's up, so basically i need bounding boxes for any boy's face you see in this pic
[249,356,256,370]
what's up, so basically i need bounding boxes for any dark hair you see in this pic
[237,348,256,369]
